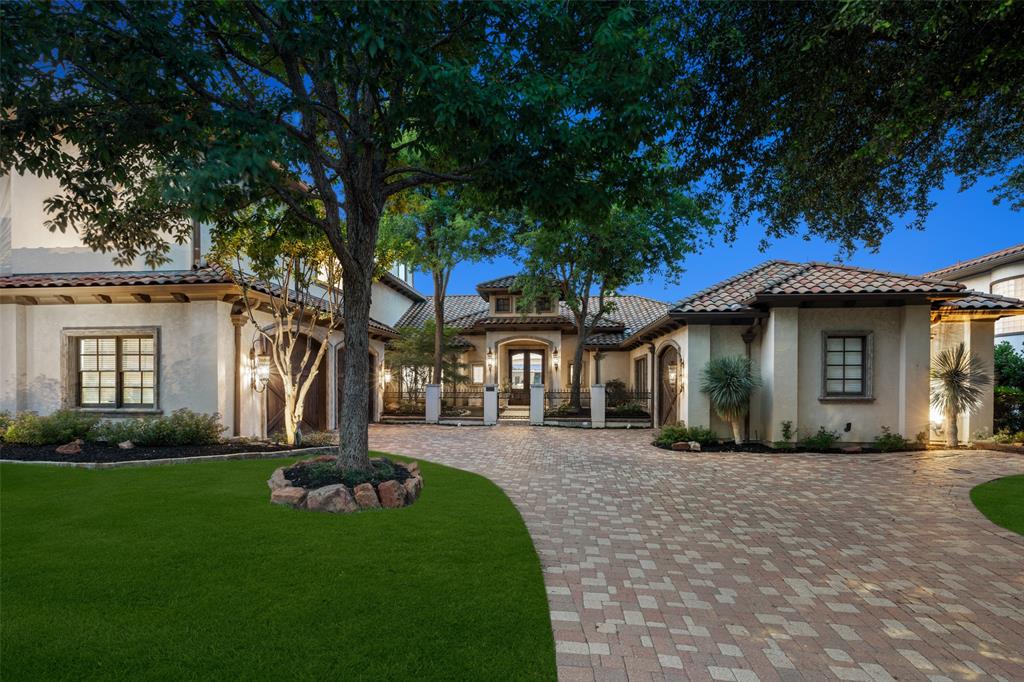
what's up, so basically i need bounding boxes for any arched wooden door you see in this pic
[336,348,377,425]
[266,334,327,435]
[658,345,682,426]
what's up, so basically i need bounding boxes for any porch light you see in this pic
[249,346,271,393]
[486,347,495,369]
[383,369,393,385]
[552,347,559,372]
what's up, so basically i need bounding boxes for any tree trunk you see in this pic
[945,407,959,448]
[570,319,587,412]
[338,264,373,471]
[730,419,743,445]
[432,270,445,385]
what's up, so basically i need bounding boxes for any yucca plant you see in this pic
[930,342,990,447]
[700,356,760,444]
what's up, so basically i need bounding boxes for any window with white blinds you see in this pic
[78,335,156,407]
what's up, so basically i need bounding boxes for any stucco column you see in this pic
[762,308,799,442]
[898,306,931,441]
[425,384,441,424]
[483,385,498,425]
[962,319,995,440]
[685,325,712,428]
[529,384,545,425]
[590,384,606,428]
[0,303,26,412]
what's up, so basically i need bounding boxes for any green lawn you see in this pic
[970,474,1024,536]
[1,455,555,680]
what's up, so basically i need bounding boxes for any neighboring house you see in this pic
[4,168,1023,443]
[923,243,1024,353]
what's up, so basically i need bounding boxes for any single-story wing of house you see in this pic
[3,169,1022,443]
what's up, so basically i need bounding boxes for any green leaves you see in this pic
[699,356,760,422]
[930,342,992,415]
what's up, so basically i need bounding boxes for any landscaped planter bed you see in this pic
[653,441,928,454]
[269,456,423,513]
[0,440,308,464]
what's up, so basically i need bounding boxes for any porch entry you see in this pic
[508,349,545,405]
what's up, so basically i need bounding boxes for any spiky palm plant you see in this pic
[700,356,760,444]
[930,342,991,447]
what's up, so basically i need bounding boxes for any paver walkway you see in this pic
[368,424,1024,682]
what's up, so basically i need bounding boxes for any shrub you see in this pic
[606,400,649,417]
[89,409,224,447]
[300,431,337,447]
[800,426,840,451]
[284,456,410,489]
[3,410,100,445]
[994,386,1024,435]
[0,411,12,442]
[873,426,911,452]
[993,430,1024,444]
[605,379,629,407]
[780,420,795,443]
[655,423,718,447]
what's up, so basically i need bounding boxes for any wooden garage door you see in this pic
[265,334,327,435]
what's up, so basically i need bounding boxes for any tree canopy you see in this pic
[679,1,1024,252]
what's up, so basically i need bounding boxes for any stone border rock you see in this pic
[268,459,423,513]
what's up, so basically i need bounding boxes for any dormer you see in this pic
[476,275,559,316]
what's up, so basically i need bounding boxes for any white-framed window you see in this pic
[64,328,160,410]
[822,331,873,399]
[993,276,1024,336]
[471,363,485,384]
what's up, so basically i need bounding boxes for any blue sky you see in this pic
[415,177,1022,302]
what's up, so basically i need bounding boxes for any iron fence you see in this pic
[606,389,652,419]
[544,389,591,417]
[382,389,426,417]
[441,389,484,418]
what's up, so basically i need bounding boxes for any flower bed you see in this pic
[0,440,305,463]
[268,456,423,513]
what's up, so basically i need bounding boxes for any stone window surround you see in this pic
[819,329,874,402]
[60,326,163,415]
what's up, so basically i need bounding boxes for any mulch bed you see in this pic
[653,441,928,454]
[0,441,308,464]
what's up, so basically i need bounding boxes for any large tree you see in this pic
[3,2,691,471]
[679,1,1024,252]
[380,187,505,384]
[517,191,713,411]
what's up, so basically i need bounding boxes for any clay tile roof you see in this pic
[0,265,398,336]
[923,243,1024,279]
[0,265,234,288]
[394,295,489,329]
[670,260,805,313]
[475,275,519,290]
[938,290,1024,311]
[759,262,963,297]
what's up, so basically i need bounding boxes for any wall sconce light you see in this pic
[382,369,393,386]
[249,345,271,393]
[486,347,495,369]
[552,347,559,372]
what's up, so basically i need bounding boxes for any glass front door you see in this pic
[508,350,544,404]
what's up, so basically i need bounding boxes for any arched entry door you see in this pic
[266,335,327,435]
[336,347,377,424]
[658,345,682,426]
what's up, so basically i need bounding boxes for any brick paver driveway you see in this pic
[368,424,1024,681]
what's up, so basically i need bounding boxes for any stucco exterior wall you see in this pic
[796,308,905,443]
[369,283,416,327]
[1,170,193,274]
